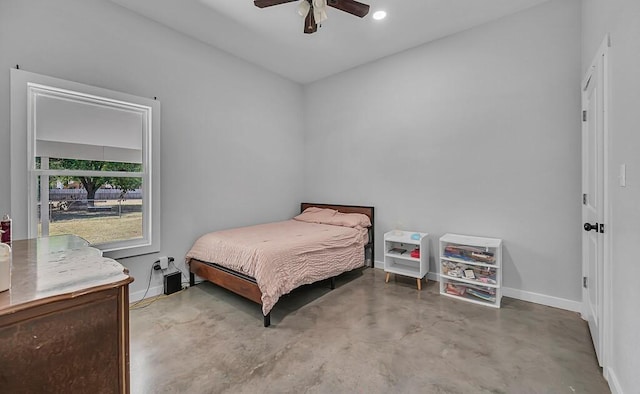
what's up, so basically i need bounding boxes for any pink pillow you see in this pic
[324,212,371,228]
[293,207,337,224]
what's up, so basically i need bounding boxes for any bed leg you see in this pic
[370,246,375,268]
[330,277,336,290]
[189,271,195,287]
[263,313,271,327]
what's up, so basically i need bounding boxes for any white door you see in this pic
[582,43,607,367]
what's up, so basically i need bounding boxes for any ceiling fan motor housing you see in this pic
[254,0,370,34]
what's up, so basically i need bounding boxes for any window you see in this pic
[11,70,160,258]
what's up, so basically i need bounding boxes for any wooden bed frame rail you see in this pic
[188,260,270,326]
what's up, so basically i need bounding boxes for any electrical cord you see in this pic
[130,257,196,310]
[130,287,188,310]
[129,264,154,309]
[169,259,189,282]
[130,294,164,310]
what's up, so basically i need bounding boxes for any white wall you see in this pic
[0,0,305,296]
[582,0,640,392]
[303,0,582,303]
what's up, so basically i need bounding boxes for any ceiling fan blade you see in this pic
[254,0,298,8]
[304,9,318,34]
[327,0,369,18]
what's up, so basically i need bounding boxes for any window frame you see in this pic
[11,69,161,259]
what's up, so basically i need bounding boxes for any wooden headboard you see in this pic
[300,203,375,266]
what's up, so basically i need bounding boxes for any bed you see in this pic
[186,203,374,327]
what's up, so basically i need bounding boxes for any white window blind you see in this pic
[34,88,144,163]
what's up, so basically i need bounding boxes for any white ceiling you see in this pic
[109,0,550,84]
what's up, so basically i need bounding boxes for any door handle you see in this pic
[584,222,599,232]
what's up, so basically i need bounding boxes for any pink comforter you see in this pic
[185,220,368,315]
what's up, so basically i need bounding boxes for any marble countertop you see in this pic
[0,235,132,313]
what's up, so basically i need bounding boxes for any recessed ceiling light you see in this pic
[372,10,387,21]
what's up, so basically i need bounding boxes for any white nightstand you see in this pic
[383,230,429,290]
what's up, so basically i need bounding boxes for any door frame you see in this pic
[581,34,611,376]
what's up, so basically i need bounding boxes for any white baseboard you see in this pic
[501,287,581,312]
[605,366,623,394]
[129,284,163,303]
[374,262,580,313]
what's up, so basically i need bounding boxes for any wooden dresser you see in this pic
[0,235,133,393]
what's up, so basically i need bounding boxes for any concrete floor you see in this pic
[130,268,609,393]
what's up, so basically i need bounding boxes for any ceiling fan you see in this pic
[254,0,370,34]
